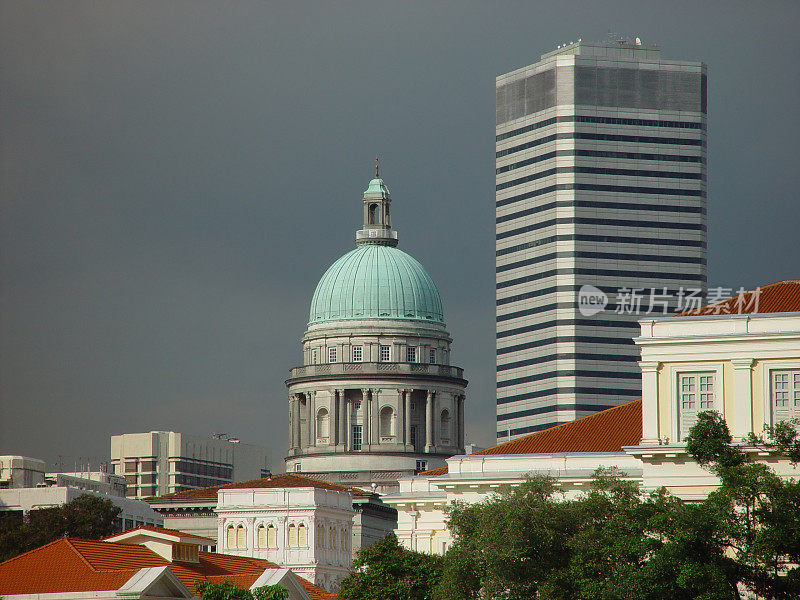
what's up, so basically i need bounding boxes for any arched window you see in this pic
[341,528,348,551]
[317,408,329,439]
[329,526,335,549]
[319,523,326,548]
[267,524,277,549]
[257,524,266,548]
[298,523,307,547]
[226,525,236,549]
[368,203,378,225]
[440,409,450,441]
[380,406,394,437]
[288,523,297,547]
[236,524,246,549]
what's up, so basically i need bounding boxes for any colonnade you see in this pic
[288,389,466,454]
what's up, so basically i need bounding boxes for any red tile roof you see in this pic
[678,280,800,316]
[102,524,213,541]
[418,400,642,476]
[148,473,366,502]
[0,533,336,598]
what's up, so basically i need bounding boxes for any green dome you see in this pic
[309,244,444,325]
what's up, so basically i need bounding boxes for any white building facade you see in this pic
[285,172,468,492]
[216,485,354,592]
[495,40,707,440]
[111,431,270,498]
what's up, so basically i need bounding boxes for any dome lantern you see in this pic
[356,158,398,247]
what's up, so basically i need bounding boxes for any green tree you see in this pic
[0,494,121,562]
[436,471,738,600]
[685,411,800,600]
[338,533,443,600]
[196,581,288,600]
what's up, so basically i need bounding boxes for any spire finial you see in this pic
[375,157,379,178]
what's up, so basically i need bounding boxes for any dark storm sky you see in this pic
[2,1,799,471]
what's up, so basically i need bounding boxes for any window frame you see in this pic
[669,363,724,442]
[328,347,337,363]
[351,345,363,362]
[379,345,391,362]
[406,346,417,363]
[352,425,363,451]
[429,348,436,364]
[762,362,800,430]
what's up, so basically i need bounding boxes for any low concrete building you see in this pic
[110,431,270,499]
[0,467,162,530]
[0,456,46,489]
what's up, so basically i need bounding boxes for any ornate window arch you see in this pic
[288,523,297,547]
[257,523,266,548]
[226,524,236,549]
[298,522,307,547]
[236,524,246,549]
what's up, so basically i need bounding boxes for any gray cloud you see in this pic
[1,0,798,470]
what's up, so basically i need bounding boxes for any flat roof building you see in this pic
[111,431,270,499]
[495,39,707,440]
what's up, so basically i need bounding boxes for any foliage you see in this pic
[435,471,739,600]
[196,581,288,600]
[0,494,121,562]
[686,411,800,600]
[338,533,443,600]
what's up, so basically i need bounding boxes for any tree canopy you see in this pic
[196,580,288,600]
[339,412,800,600]
[0,493,122,562]
[338,533,443,600]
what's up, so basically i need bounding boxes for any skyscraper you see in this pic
[495,39,707,441]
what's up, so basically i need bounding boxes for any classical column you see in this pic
[289,395,297,450]
[639,361,660,444]
[397,389,405,444]
[403,390,411,444]
[338,389,347,448]
[308,391,316,446]
[425,390,434,452]
[362,388,371,446]
[732,358,755,439]
[343,391,350,451]
[457,395,465,450]
[372,388,381,443]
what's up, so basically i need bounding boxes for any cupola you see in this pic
[356,158,398,246]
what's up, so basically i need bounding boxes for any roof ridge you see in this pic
[63,538,100,572]
[478,399,642,455]
[0,537,73,567]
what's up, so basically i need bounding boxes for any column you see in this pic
[425,390,434,452]
[338,389,347,448]
[732,358,755,439]
[308,391,316,446]
[639,361,660,444]
[457,395,465,450]
[288,395,296,450]
[362,388,371,446]
[404,390,412,448]
[292,395,301,450]
[343,392,350,451]
[372,388,380,443]
[397,389,406,444]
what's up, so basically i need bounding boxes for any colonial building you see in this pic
[385,281,800,553]
[285,169,468,492]
[216,479,353,592]
[146,474,396,566]
[0,526,335,600]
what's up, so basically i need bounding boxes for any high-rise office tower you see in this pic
[495,40,707,440]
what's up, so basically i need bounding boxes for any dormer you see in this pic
[104,526,213,564]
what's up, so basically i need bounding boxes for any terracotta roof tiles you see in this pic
[419,400,642,476]
[677,280,800,316]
